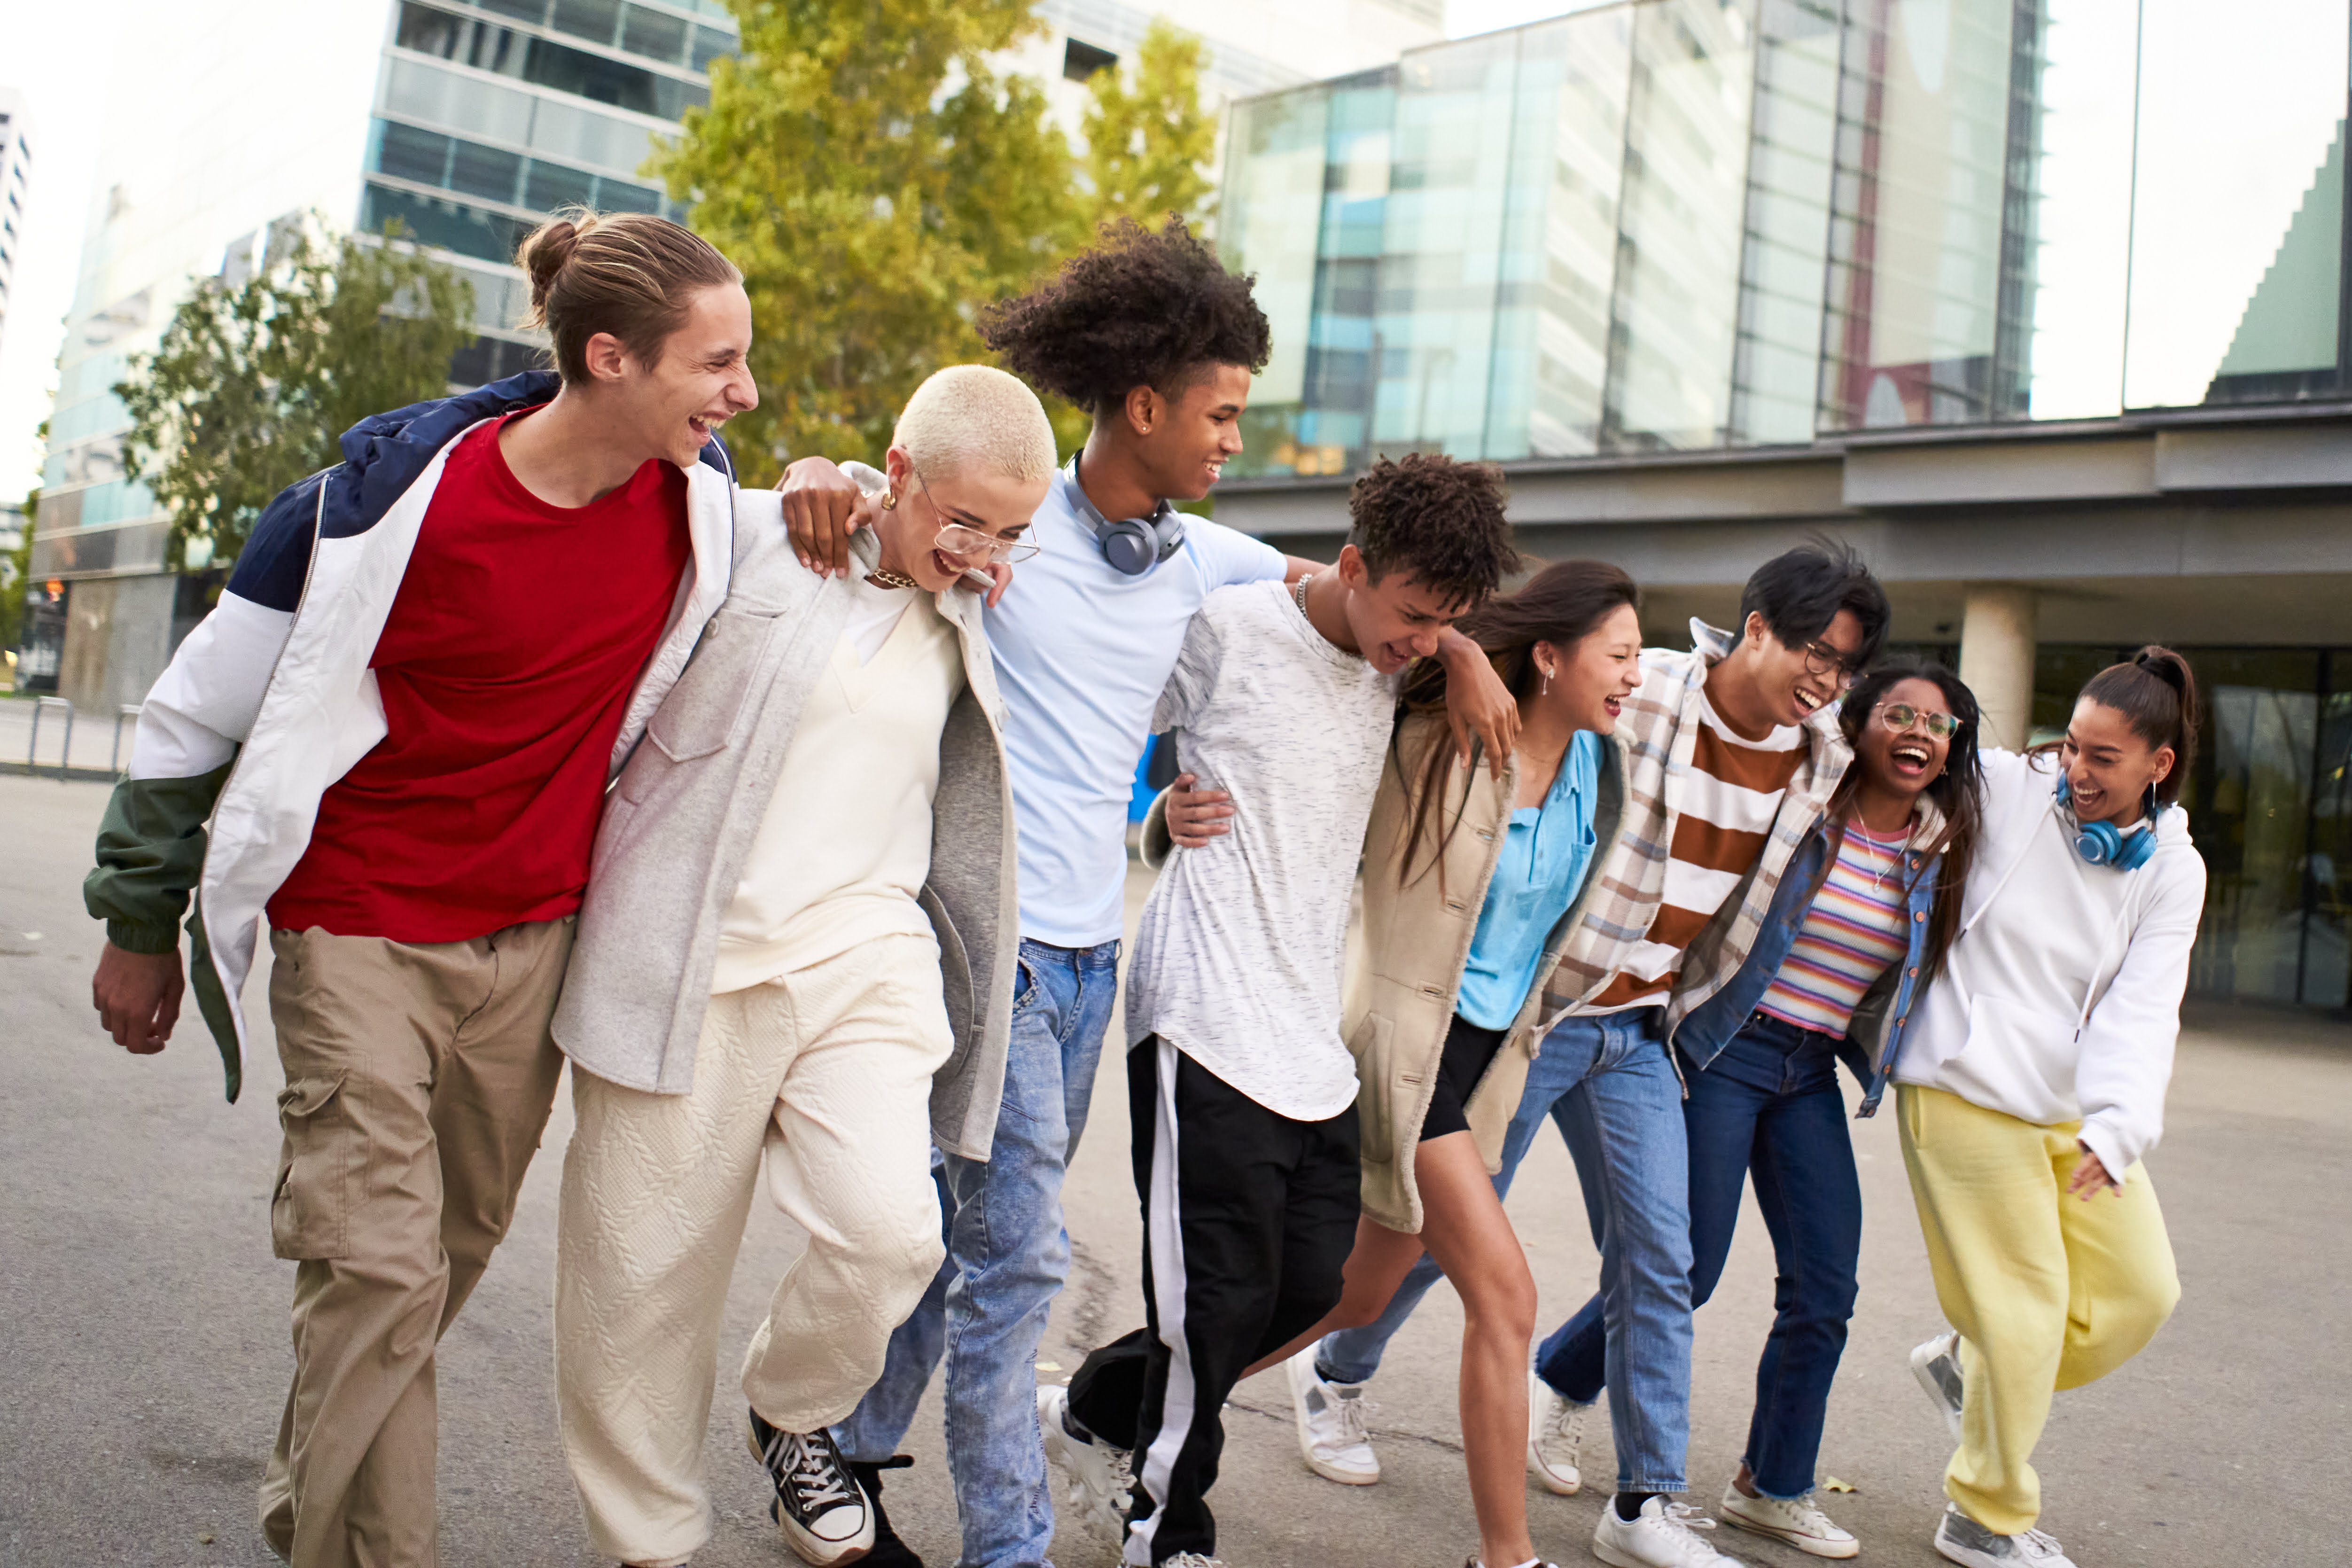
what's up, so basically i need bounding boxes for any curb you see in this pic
[0,762,121,784]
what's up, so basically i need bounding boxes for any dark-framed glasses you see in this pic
[1800,639,1863,690]
[1878,702,1961,741]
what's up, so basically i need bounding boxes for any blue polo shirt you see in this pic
[1454,730,1604,1029]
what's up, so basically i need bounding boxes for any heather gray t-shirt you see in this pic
[1124,578,1400,1122]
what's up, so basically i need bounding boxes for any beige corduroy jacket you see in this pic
[1343,712,1627,1233]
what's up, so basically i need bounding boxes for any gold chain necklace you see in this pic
[865,567,919,590]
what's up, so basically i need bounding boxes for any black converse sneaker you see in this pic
[747,1408,875,1566]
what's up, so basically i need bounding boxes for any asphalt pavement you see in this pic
[3,772,2346,1567]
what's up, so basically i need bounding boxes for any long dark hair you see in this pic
[1394,558,1640,887]
[2078,646,2201,805]
[1831,658,1985,983]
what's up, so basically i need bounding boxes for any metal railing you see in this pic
[112,704,142,775]
[27,696,72,778]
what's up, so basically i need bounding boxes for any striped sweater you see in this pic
[1757,821,1912,1034]
[1539,619,1852,1039]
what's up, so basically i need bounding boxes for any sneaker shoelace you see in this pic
[2017,1527,2067,1561]
[1540,1397,1587,1453]
[772,1430,856,1514]
[1782,1495,1839,1535]
[1329,1393,1376,1449]
[1651,1502,1728,1564]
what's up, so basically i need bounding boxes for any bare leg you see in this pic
[1246,1133,1538,1568]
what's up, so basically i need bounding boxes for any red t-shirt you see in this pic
[268,410,692,941]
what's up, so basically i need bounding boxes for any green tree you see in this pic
[1079,19,1218,231]
[659,0,1084,482]
[117,221,473,575]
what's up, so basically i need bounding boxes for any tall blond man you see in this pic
[550,367,1056,1568]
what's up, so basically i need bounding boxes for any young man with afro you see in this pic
[777,219,1518,1568]
[1043,455,1516,1568]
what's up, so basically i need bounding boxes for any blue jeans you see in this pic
[837,938,1121,1568]
[1538,1012,1861,1499]
[1317,1008,1691,1495]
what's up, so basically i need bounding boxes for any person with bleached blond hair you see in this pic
[549,364,1057,1568]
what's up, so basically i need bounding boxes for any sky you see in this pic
[0,1,141,504]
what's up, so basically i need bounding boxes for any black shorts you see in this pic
[1421,1014,1508,1142]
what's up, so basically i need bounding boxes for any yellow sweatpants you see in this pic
[1896,1084,2180,1536]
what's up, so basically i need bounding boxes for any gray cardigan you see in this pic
[552,491,1020,1161]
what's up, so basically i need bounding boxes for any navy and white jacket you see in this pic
[84,371,740,1100]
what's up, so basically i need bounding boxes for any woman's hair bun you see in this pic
[2134,646,2188,694]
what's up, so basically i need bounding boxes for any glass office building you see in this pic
[1215,0,2352,1011]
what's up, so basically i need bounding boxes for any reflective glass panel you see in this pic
[1603,0,1757,451]
[2123,0,2349,408]
[1485,6,1632,460]
[622,4,689,65]
[1374,32,1521,457]
[451,139,524,203]
[1295,80,1395,474]
[2181,652,2323,1004]
[1820,0,2018,429]
[375,119,451,186]
[2023,0,2136,420]
[1220,85,1334,476]
[525,160,597,210]
[1729,0,1838,445]
[691,24,734,72]
[551,0,624,47]
[2305,676,2352,1008]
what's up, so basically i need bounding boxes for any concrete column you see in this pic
[1958,583,2038,752]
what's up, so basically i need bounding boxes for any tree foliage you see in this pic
[1080,19,1218,232]
[658,0,1084,482]
[117,222,473,574]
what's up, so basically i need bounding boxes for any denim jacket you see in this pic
[1670,813,1943,1118]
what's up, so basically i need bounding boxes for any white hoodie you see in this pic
[1897,748,2206,1181]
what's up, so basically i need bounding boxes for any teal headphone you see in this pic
[2055,776,2161,871]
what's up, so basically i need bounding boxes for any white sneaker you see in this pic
[1932,1504,2077,1567]
[1526,1372,1590,1495]
[1160,1555,1231,1567]
[1285,1346,1378,1484]
[1037,1384,1132,1549]
[1717,1480,1857,1560]
[1591,1496,1751,1568]
[1911,1331,1965,1441]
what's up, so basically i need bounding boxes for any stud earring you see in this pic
[880,490,898,510]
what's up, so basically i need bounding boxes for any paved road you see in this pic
[4,772,2347,1567]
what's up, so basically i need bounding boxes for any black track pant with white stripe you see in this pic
[1067,1036,1360,1566]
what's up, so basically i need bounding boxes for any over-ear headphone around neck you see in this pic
[2055,775,2161,871]
[1069,455,1185,576]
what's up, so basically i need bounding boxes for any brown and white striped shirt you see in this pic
[1581,692,1806,1011]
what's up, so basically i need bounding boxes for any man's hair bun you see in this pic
[518,215,584,313]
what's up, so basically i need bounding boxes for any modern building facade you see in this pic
[25,0,740,710]
[1212,0,2352,1012]
[0,86,32,366]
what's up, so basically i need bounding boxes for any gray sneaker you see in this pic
[1910,1331,1964,1440]
[1933,1505,2076,1566]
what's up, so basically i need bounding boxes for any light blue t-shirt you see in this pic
[985,461,1285,947]
[1454,729,1604,1030]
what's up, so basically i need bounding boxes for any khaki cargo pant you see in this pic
[257,917,573,1568]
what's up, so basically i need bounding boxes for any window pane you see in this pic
[2023,0,2137,420]
[622,4,688,64]
[477,0,547,20]
[362,182,532,265]
[551,0,623,47]
[1602,0,1757,451]
[1373,32,1521,458]
[525,160,598,210]
[1820,0,2018,429]
[375,119,451,186]
[2304,680,2352,1007]
[1219,86,1336,476]
[450,139,524,203]
[530,95,662,173]
[2123,0,2349,407]
[2181,654,2323,1003]
[1729,0,1839,445]
[383,57,534,144]
[596,176,661,213]
[691,24,734,72]
[524,34,660,114]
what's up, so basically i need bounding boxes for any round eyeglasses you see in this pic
[933,520,1040,565]
[1878,702,1961,741]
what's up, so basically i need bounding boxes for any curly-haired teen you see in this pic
[1041,454,1514,1568]
[773,222,1520,1568]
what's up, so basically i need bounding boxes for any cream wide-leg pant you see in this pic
[1897,1084,2181,1537]
[555,932,954,1567]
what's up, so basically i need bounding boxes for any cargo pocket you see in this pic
[270,1072,351,1261]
